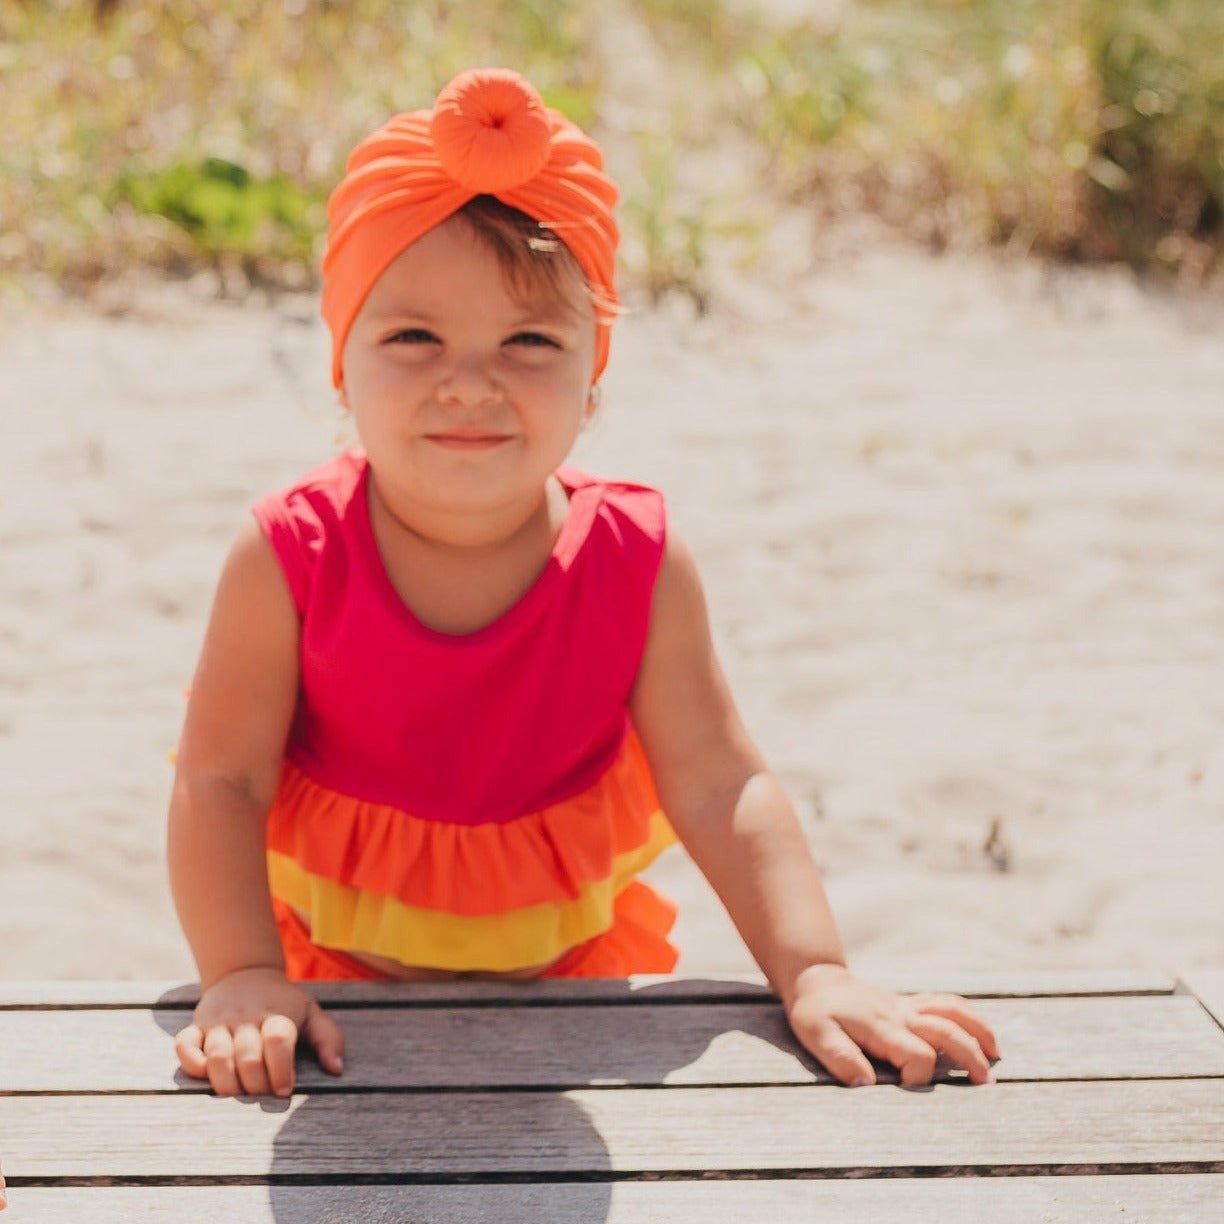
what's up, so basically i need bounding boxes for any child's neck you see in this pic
[366,473,570,635]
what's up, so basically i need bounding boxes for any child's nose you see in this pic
[436,353,501,406]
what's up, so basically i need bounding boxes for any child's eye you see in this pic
[506,331,560,349]
[387,328,439,345]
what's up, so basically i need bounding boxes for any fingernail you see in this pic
[850,1076,872,1088]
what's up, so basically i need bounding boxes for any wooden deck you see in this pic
[2,970,1222,1221]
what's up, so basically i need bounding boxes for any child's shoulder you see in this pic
[254,449,367,533]
[251,451,368,608]
[558,465,665,525]
[557,466,667,576]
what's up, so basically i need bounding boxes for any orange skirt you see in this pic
[274,878,679,981]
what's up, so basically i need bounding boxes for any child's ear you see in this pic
[583,383,602,425]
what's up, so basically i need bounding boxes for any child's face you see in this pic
[340,214,598,522]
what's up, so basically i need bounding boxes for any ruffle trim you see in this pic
[265,728,678,971]
[268,814,673,972]
[274,880,679,980]
[266,729,671,916]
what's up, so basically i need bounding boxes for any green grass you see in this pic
[1089,0,1224,274]
[2,0,1221,304]
[637,0,1223,281]
[0,0,601,292]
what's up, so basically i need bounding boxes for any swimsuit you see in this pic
[253,450,678,979]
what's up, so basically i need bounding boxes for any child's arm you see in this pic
[629,536,999,1086]
[167,522,344,1097]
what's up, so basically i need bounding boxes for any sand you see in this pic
[2,237,1222,983]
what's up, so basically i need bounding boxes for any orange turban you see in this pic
[321,68,620,388]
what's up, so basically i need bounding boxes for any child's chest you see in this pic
[378,537,549,635]
[367,478,571,636]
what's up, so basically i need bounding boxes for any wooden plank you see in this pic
[3,1081,1221,1177]
[858,968,1179,999]
[5,1176,1223,1224]
[3,995,1223,1092]
[1179,970,1224,1030]
[0,978,774,1010]
[0,969,1178,1009]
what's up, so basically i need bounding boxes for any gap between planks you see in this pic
[4,1175,1222,1224]
[0,968,1182,1010]
[7,1161,1224,1188]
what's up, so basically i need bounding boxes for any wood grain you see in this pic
[3,1080,1221,1178]
[5,1176,1223,1224]
[3,995,1222,1092]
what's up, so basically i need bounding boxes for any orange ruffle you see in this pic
[266,729,678,973]
[267,730,667,915]
[275,881,678,981]
[274,899,389,982]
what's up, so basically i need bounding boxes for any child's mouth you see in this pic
[425,432,511,450]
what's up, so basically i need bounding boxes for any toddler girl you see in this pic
[169,68,999,1097]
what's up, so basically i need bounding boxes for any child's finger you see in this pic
[302,1003,346,1076]
[261,1013,301,1096]
[232,1022,273,1097]
[202,1025,241,1097]
[793,1017,875,1086]
[858,1022,939,1087]
[915,996,1001,1061]
[174,1022,209,1080]
[908,1015,993,1085]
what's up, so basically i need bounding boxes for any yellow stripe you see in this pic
[268,810,675,973]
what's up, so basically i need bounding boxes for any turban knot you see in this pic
[322,68,619,388]
[430,69,553,193]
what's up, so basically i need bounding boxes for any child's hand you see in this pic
[174,966,345,1097]
[785,963,999,1087]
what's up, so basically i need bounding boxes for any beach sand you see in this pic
[2,237,1222,983]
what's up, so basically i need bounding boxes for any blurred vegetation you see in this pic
[1,0,1221,305]
[0,0,601,293]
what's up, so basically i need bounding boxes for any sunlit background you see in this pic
[1,2,1222,981]
[3,0,1221,306]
